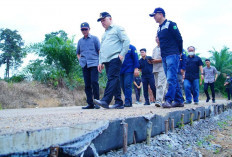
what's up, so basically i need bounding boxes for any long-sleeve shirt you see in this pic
[99,24,130,64]
[157,19,183,57]
[76,34,100,68]
[120,44,139,74]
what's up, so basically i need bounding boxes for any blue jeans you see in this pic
[184,79,199,103]
[120,73,134,105]
[162,54,183,103]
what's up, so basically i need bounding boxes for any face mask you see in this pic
[188,52,195,56]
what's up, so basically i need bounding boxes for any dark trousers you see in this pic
[83,66,99,106]
[204,82,215,100]
[134,85,141,101]
[142,77,156,103]
[101,57,123,105]
[120,73,134,105]
[226,88,231,100]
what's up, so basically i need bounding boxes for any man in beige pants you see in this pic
[151,36,167,107]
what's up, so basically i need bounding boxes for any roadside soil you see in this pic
[198,118,232,157]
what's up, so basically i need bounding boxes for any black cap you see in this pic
[149,7,165,17]
[97,12,111,22]
[80,22,90,29]
[140,48,146,52]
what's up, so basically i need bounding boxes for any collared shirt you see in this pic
[120,44,139,74]
[185,55,203,80]
[203,66,218,83]
[99,24,130,64]
[76,34,100,68]
[152,46,163,73]
[157,19,183,58]
[178,53,186,74]
[139,56,153,78]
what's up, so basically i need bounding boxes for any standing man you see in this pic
[149,7,184,108]
[139,48,156,105]
[76,22,100,109]
[94,12,130,109]
[151,36,166,107]
[184,46,203,105]
[202,59,218,103]
[120,44,140,107]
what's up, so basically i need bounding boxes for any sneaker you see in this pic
[206,98,210,102]
[212,100,215,103]
[144,102,150,105]
[154,101,162,107]
[162,101,172,108]
[135,101,140,104]
[194,102,199,105]
[184,101,192,104]
[172,102,184,107]
[124,103,132,107]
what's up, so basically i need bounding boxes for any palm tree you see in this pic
[208,46,232,93]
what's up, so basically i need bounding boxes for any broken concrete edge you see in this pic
[0,121,110,156]
[82,102,232,157]
[0,102,231,157]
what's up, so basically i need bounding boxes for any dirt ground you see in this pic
[198,117,232,157]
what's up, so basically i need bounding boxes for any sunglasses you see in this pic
[81,28,88,31]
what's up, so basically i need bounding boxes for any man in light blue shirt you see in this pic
[94,12,130,109]
[76,22,101,109]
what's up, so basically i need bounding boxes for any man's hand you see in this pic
[98,64,104,73]
[134,68,139,76]
[77,54,80,60]
[118,54,123,61]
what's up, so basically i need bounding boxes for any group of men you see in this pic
[77,8,218,110]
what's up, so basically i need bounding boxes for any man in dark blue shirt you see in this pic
[184,46,203,105]
[139,48,156,105]
[149,7,183,108]
[76,22,101,109]
[120,44,139,107]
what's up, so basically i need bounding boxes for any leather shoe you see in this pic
[82,105,94,109]
[124,103,132,107]
[110,104,124,109]
[172,102,184,107]
[162,101,172,108]
[93,99,109,109]
[94,104,100,109]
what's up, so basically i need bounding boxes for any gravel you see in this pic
[0,100,228,135]
[101,109,232,157]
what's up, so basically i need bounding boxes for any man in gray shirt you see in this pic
[76,22,101,109]
[202,59,218,103]
[94,12,130,109]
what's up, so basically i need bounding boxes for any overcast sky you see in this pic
[1,0,232,78]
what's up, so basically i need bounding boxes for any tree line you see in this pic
[0,28,232,95]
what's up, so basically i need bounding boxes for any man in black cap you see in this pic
[76,22,101,109]
[149,7,184,108]
[93,12,130,109]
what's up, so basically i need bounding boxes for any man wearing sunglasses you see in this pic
[94,12,130,109]
[77,22,101,109]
